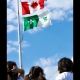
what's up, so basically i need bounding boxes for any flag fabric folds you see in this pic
[23,10,51,31]
[23,15,39,31]
[21,0,52,31]
[21,0,44,15]
[31,0,44,9]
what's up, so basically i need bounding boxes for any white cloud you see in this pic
[45,0,73,10]
[7,44,18,54]
[25,55,73,80]
[22,41,30,47]
[24,55,59,80]
[7,40,30,47]
[35,53,59,66]
[44,66,59,80]
[68,17,73,21]
[8,40,18,46]
[7,40,30,54]
[7,0,73,33]
[28,27,42,34]
[7,8,17,22]
[35,57,55,67]
[34,54,59,80]
[7,25,18,33]
[50,9,67,20]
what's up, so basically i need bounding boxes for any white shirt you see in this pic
[56,72,73,80]
[17,76,24,80]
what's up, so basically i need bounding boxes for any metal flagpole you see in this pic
[16,0,47,69]
[17,0,22,69]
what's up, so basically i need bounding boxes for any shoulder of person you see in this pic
[17,76,24,80]
[56,72,73,80]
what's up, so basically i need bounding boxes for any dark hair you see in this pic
[7,61,18,80]
[25,66,46,80]
[24,74,30,80]
[7,61,17,70]
[58,57,73,73]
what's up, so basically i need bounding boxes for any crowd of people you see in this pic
[7,57,73,80]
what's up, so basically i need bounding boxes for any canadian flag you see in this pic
[31,0,44,9]
[21,0,44,15]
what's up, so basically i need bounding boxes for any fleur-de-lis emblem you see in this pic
[28,19,33,24]
[43,16,47,22]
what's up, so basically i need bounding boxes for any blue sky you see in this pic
[7,0,73,80]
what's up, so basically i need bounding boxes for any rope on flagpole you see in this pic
[21,34,24,43]
[20,0,24,43]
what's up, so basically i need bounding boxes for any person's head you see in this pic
[7,61,18,80]
[7,61,17,70]
[58,57,73,74]
[25,66,46,80]
[24,74,30,80]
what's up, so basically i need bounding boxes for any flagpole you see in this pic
[17,0,22,69]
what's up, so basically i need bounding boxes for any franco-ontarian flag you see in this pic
[23,10,51,31]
